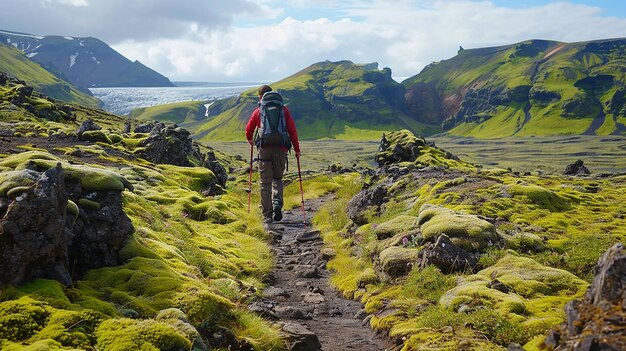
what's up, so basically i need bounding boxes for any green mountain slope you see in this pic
[130,100,209,124]
[0,42,100,107]
[184,61,437,142]
[403,38,626,137]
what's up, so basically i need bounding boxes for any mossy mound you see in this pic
[507,184,571,211]
[379,246,420,277]
[0,151,133,192]
[372,215,419,240]
[441,254,588,321]
[417,204,498,251]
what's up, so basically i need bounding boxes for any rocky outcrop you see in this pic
[347,184,388,225]
[0,165,73,285]
[203,150,227,188]
[136,125,195,166]
[134,121,166,134]
[544,243,626,351]
[77,119,102,136]
[0,162,134,286]
[564,159,590,175]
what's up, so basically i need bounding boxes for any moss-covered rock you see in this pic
[418,204,498,252]
[79,130,112,144]
[440,254,588,321]
[379,246,420,277]
[372,215,420,240]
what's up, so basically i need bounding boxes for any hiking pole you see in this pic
[247,143,253,213]
[296,153,307,228]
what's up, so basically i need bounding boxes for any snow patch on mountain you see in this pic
[64,36,74,40]
[0,30,43,40]
[69,54,78,68]
[92,56,101,65]
[27,52,38,58]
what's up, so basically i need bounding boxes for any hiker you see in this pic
[246,84,301,223]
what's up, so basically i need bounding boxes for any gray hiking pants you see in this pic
[258,148,287,218]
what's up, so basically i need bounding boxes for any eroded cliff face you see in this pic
[402,39,626,136]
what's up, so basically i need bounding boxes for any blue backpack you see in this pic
[254,91,292,149]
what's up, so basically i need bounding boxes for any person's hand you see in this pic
[247,139,253,145]
[295,151,301,158]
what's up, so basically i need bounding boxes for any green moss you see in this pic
[379,246,420,277]
[95,318,192,351]
[441,254,587,327]
[80,130,112,144]
[66,199,79,217]
[507,184,570,211]
[417,204,498,251]
[402,265,457,303]
[0,169,39,196]
[480,255,588,298]
[78,198,101,211]
[372,215,419,240]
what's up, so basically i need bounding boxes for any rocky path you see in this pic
[249,196,393,351]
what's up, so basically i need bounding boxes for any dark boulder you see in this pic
[0,163,134,286]
[280,323,322,351]
[203,150,227,188]
[0,164,72,285]
[136,126,194,166]
[543,243,626,351]
[134,121,165,134]
[9,85,34,106]
[419,234,478,274]
[564,159,590,175]
[347,184,388,225]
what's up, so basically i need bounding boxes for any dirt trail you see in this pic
[252,196,393,351]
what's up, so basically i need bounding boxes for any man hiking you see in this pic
[246,84,301,223]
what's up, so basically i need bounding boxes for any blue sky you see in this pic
[1,0,626,81]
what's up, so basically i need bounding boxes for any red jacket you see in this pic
[245,105,300,153]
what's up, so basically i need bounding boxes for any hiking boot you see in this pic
[273,207,282,222]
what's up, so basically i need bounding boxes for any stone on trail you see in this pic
[281,323,322,351]
[294,264,319,278]
[296,230,321,242]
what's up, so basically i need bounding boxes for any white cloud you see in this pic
[3,1,626,82]
[112,1,626,82]
[44,0,89,7]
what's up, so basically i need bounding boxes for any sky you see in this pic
[1,0,626,82]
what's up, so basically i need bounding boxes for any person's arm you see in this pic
[283,107,300,155]
[245,109,260,144]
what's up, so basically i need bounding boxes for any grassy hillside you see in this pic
[130,100,209,124]
[312,130,625,350]
[403,38,626,137]
[0,78,285,350]
[181,60,437,142]
[0,43,100,107]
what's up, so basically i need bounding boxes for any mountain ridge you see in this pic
[0,42,100,107]
[176,60,436,142]
[403,37,626,137]
[0,29,174,88]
